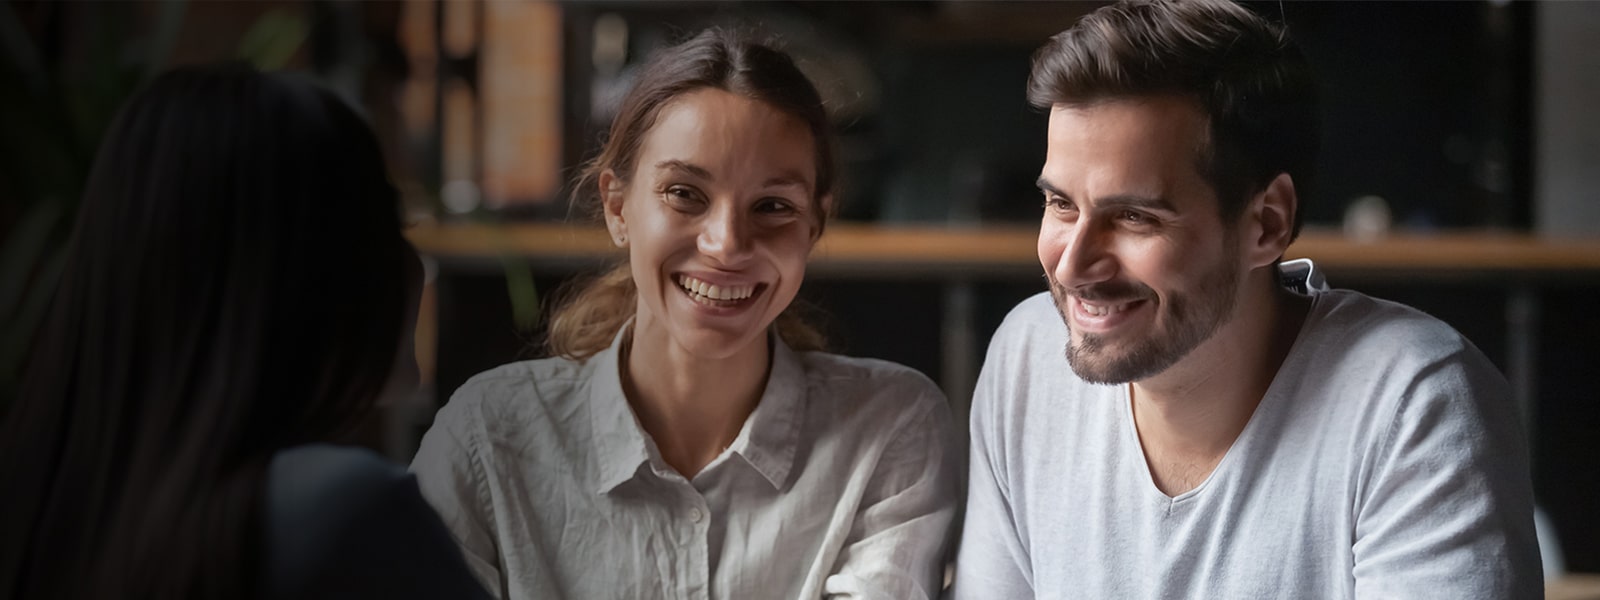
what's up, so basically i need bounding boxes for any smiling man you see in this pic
[950,1,1542,598]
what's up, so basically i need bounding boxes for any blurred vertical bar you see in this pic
[481,1,562,209]
[442,81,476,198]
[941,278,975,455]
[397,0,438,198]
[398,0,438,391]
[1535,2,1600,235]
[435,0,480,215]
[1506,285,1538,442]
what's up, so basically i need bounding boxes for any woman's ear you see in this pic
[600,169,627,247]
[1243,172,1297,269]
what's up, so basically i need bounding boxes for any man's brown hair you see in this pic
[1029,0,1319,241]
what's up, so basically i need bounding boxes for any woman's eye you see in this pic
[663,186,704,207]
[756,198,798,215]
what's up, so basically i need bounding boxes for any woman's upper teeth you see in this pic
[679,275,754,300]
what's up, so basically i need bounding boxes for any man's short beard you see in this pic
[1047,247,1240,385]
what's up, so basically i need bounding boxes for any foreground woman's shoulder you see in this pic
[268,444,408,505]
[263,444,491,599]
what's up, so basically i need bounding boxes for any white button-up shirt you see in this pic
[411,329,959,600]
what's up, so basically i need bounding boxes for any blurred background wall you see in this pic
[2,0,1596,577]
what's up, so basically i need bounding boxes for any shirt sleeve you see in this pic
[948,328,1034,600]
[409,390,507,599]
[821,382,962,599]
[1352,349,1543,599]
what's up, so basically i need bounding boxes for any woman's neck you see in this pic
[620,325,772,479]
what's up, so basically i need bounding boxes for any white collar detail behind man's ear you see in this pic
[1278,258,1328,294]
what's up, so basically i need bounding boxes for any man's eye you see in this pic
[1044,196,1074,212]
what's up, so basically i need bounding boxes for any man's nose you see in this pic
[1055,219,1116,289]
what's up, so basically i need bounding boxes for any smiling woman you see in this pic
[409,28,961,600]
[547,31,838,362]
[601,88,819,374]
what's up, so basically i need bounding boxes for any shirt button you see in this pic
[688,508,704,522]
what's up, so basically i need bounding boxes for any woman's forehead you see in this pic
[636,89,818,192]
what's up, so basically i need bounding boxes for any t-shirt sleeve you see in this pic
[949,308,1035,600]
[1351,349,1543,599]
[409,388,507,598]
[263,445,492,600]
[820,378,962,599]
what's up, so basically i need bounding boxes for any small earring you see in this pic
[615,234,627,246]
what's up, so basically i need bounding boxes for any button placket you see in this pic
[677,487,711,600]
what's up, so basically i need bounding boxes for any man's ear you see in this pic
[599,169,627,248]
[1242,172,1297,269]
[809,194,833,243]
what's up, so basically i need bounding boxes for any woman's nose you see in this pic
[698,204,754,266]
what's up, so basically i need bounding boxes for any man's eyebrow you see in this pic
[1035,177,1176,212]
[1098,194,1176,212]
[654,160,713,180]
[762,171,813,193]
[1035,177,1064,198]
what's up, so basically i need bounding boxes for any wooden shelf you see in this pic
[1550,573,1600,600]
[406,222,1600,281]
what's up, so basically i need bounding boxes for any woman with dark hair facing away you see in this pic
[0,64,488,600]
[410,28,960,599]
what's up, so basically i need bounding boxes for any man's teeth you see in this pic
[1081,300,1132,317]
[678,275,755,301]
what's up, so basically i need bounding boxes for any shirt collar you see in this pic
[727,334,807,490]
[587,326,809,494]
[590,324,652,495]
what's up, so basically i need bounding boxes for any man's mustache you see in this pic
[1048,279,1154,304]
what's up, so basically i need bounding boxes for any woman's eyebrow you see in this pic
[655,160,713,180]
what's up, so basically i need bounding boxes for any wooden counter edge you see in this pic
[405,222,1600,272]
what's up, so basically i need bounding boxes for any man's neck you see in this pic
[1130,280,1312,496]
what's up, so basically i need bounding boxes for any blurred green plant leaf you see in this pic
[500,255,541,332]
[0,239,67,408]
[143,0,188,82]
[0,201,65,321]
[0,1,46,96]
[236,9,308,71]
[0,1,189,415]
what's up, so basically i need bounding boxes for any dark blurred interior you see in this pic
[3,0,1597,581]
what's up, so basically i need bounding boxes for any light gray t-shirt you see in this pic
[411,330,960,600]
[952,290,1541,599]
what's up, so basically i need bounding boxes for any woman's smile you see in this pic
[675,273,766,309]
